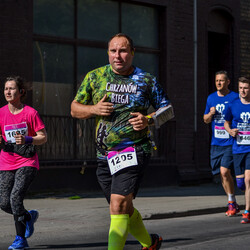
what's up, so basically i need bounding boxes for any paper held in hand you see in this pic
[153,104,174,129]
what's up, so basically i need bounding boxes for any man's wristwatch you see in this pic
[146,115,154,126]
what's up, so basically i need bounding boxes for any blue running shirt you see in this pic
[225,98,250,154]
[204,91,238,146]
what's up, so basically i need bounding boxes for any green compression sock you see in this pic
[108,214,129,250]
[128,208,152,248]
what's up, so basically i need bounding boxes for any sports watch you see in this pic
[146,115,154,126]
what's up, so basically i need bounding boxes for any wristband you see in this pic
[25,136,33,144]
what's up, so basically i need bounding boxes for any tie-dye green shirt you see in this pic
[75,65,170,157]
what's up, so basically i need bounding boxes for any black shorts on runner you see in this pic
[96,146,151,203]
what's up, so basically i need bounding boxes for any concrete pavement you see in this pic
[0,182,246,247]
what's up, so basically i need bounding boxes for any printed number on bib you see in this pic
[4,122,28,143]
[237,131,250,145]
[107,147,138,175]
[214,126,229,139]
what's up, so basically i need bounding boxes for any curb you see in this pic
[143,205,245,220]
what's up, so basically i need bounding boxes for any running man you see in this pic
[71,33,173,250]
[224,76,250,223]
[0,76,47,249]
[203,71,239,216]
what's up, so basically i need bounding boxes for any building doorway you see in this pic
[208,9,234,93]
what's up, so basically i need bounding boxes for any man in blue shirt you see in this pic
[225,76,250,223]
[204,71,239,216]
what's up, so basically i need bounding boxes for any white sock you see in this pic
[228,194,236,202]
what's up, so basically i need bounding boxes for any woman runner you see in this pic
[0,76,47,250]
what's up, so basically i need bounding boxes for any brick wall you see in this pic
[166,1,195,178]
[240,0,250,76]
[166,0,240,181]
[0,0,244,187]
[0,0,33,106]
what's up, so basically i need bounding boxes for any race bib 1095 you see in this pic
[4,122,28,143]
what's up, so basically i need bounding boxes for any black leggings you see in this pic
[0,166,37,216]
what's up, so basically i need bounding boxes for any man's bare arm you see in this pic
[203,107,216,124]
[71,95,114,119]
[224,120,239,137]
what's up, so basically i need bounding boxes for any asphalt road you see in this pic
[0,183,247,249]
[1,212,250,250]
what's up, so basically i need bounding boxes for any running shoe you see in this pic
[25,209,39,238]
[8,235,29,250]
[241,213,250,224]
[225,202,240,216]
[142,234,163,250]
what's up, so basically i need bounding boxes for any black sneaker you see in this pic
[142,234,163,250]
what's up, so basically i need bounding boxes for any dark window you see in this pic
[33,0,162,162]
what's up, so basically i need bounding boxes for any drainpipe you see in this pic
[193,0,198,169]
[194,0,197,132]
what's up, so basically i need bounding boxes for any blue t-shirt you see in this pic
[225,98,250,154]
[204,91,238,146]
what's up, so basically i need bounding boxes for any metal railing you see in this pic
[38,115,176,166]
[38,115,96,165]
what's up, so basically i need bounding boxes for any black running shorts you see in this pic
[96,146,150,203]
